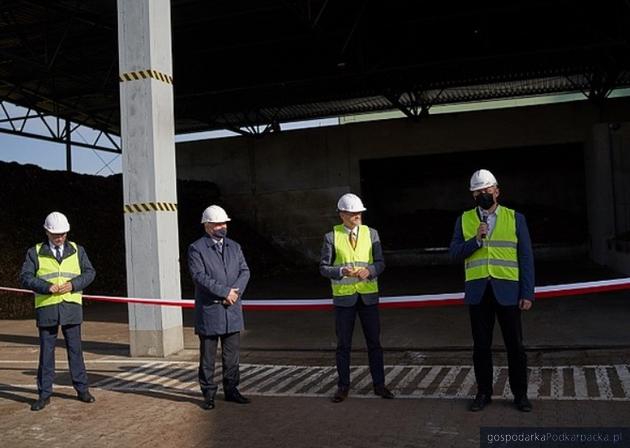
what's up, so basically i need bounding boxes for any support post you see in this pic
[117,0,184,356]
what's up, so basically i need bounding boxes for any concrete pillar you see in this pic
[585,123,615,265]
[117,0,184,357]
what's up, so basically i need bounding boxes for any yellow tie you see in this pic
[349,231,357,250]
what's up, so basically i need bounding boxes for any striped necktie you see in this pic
[349,231,357,250]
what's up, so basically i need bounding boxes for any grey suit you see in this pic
[187,234,250,398]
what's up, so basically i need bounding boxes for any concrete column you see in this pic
[117,0,184,356]
[585,123,616,265]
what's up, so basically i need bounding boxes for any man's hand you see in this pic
[356,268,370,280]
[476,223,488,242]
[518,299,533,311]
[341,266,356,277]
[59,282,73,294]
[49,282,72,294]
[225,288,240,305]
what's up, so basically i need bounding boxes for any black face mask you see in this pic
[212,228,227,239]
[475,192,495,210]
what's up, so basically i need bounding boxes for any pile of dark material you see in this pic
[0,161,290,319]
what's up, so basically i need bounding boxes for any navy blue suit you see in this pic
[188,235,250,336]
[20,241,96,399]
[449,210,535,304]
[188,234,250,398]
[449,206,534,399]
[319,227,387,390]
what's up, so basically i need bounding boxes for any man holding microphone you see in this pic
[449,169,534,412]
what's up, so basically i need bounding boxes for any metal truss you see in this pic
[0,100,121,153]
[385,88,445,121]
[0,1,120,143]
[566,65,621,107]
[387,65,628,123]
[213,109,282,138]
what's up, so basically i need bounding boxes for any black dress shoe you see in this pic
[374,386,395,399]
[331,387,348,403]
[77,391,96,403]
[514,396,532,412]
[31,397,50,411]
[225,389,250,404]
[202,396,215,410]
[470,393,492,411]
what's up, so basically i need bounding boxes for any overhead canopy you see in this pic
[0,0,629,136]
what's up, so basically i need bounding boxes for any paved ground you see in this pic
[1,260,629,447]
[2,340,630,448]
[2,354,630,448]
[2,384,628,448]
[4,360,629,401]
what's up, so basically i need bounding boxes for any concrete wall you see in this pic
[176,97,630,268]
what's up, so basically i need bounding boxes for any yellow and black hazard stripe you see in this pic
[124,202,178,214]
[119,69,173,85]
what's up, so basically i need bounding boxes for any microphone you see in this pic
[481,211,488,239]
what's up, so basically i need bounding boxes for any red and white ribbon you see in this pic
[1,277,629,311]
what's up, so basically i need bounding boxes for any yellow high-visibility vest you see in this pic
[331,225,379,297]
[462,207,519,282]
[34,242,82,308]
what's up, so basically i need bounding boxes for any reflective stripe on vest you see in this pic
[331,224,379,297]
[462,207,519,282]
[35,242,82,308]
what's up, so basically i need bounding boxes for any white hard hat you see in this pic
[201,205,231,224]
[43,211,70,233]
[469,169,498,191]
[337,193,367,213]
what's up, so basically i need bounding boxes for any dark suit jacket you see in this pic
[20,240,96,327]
[319,226,386,307]
[188,234,250,336]
[449,207,535,305]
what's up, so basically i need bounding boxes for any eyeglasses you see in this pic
[473,187,496,195]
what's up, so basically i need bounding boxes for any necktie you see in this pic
[54,246,62,263]
[217,241,223,254]
[349,231,357,250]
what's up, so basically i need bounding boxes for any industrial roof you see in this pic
[0,0,628,136]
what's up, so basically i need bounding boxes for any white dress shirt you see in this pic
[339,225,359,276]
[343,225,359,238]
[477,205,500,246]
[49,242,64,258]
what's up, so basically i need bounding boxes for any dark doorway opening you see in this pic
[359,143,587,250]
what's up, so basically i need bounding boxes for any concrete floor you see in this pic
[1,259,629,447]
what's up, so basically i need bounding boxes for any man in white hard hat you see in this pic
[20,212,96,411]
[320,193,392,403]
[188,205,251,410]
[449,169,534,412]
